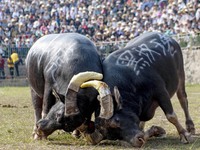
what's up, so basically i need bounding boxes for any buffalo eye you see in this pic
[110,116,121,128]
[114,117,120,123]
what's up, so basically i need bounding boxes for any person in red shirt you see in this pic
[0,54,5,79]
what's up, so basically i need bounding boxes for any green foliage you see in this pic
[195,35,200,46]
[179,40,188,48]
[0,86,200,150]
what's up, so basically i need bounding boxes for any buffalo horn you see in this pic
[81,80,113,119]
[65,72,103,117]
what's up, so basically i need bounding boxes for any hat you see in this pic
[52,9,56,12]
[129,33,134,38]
[117,11,122,14]
[119,35,125,39]
[124,27,130,32]
[39,1,44,5]
[75,18,80,21]
[117,21,122,26]
[11,18,15,22]
[133,21,137,25]
[142,16,147,19]
[178,0,182,4]
[111,35,115,39]
[112,18,116,21]
[133,17,137,21]
[132,25,136,29]
[172,2,176,5]
[96,32,101,36]
[122,22,126,26]
[189,8,195,12]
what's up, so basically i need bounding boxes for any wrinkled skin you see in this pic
[93,32,195,147]
[36,101,65,139]
[36,101,96,138]
[25,33,103,139]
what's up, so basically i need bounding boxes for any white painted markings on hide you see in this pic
[26,34,77,87]
[157,33,177,56]
[44,41,77,83]
[116,34,177,76]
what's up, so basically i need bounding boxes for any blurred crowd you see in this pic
[0,0,200,52]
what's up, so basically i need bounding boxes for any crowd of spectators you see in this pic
[0,0,200,56]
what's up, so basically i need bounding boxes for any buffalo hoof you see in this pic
[150,126,166,138]
[33,133,41,140]
[32,132,47,140]
[71,130,81,139]
[186,120,195,135]
[180,131,193,144]
[84,129,104,145]
[144,125,166,141]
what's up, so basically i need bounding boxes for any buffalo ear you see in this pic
[114,86,122,110]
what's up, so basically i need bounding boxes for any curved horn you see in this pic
[65,72,103,117]
[81,80,113,119]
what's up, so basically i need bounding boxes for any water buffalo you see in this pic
[81,32,195,147]
[25,33,103,139]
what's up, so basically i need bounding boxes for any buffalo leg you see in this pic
[139,121,145,130]
[156,88,192,143]
[72,130,81,138]
[42,84,56,119]
[144,126,166,140]
[176,80,195,134]
[31,89,43,139]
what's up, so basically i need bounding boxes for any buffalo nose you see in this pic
[37,120,48,129]
[130,132,146,147]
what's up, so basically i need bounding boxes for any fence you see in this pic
[1,45,30,58]
[97,33,200,57]
[1,33,200,59]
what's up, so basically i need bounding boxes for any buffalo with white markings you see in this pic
[80,32,195,147]
[25,33,103,139]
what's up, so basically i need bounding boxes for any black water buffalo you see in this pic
[80,32,195,147]
[25,33,103,139]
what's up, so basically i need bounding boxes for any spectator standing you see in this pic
[7,56,14,79]
[10,50,19,76]
[0,54,5,79]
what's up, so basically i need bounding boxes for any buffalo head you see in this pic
[36,101,66,139]
[81,80,146,147]
[35,72,103,139]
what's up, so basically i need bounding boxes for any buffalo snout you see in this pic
[129,131,146,147]
[36,119,63,139]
